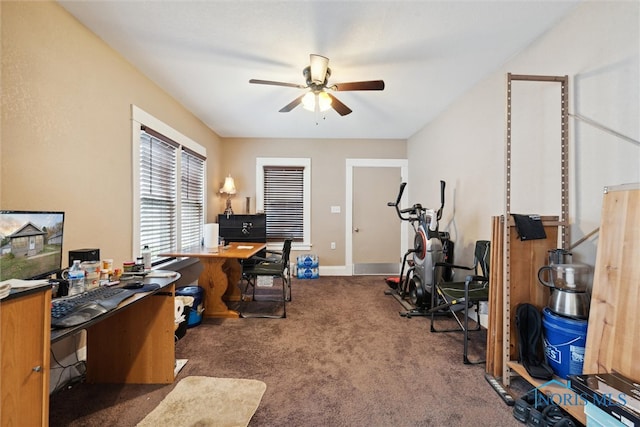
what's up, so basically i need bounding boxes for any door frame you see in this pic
[345,159,409,275]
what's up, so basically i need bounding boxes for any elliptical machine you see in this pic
[385,181,452,317]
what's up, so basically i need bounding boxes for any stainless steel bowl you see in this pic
[548,289,590,319]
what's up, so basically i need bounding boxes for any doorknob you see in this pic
[354,228,359,232]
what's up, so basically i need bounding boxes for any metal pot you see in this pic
[537,264,590,319]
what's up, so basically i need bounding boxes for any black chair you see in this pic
[240,239,292,318]
[429,240,490,364]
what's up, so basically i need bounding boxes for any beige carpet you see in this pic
[137,376,267,427]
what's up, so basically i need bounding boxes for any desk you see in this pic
[1,272,180,426]
[161,242,266,318]
[51,272,180,384]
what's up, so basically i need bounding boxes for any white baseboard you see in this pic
[301,265,395,277]
[318,265,351,276]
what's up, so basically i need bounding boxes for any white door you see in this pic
[347,160,408,275]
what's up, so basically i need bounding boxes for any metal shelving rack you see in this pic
[502,73,570,385]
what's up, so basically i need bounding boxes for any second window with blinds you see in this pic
[256,157,311,250]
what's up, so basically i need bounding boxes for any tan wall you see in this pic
[1,1,406,271]
[408,1,639,267]
[220,138,406,265]
[1,1,222,268]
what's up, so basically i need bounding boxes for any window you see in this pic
[256,158,310,250]
[133,106,206,264]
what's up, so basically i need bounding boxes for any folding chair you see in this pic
[240,239,292,318]
[429,240,490,364]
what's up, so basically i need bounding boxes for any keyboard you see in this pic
[51,286,137,328]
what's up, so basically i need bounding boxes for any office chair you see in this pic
[429,240,490,364]
[240,239,292,318]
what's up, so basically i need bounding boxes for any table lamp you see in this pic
[220,174,236,215]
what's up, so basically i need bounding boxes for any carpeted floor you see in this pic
[49,275,528,426]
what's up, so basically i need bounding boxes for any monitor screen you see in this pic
[0,210,65,281]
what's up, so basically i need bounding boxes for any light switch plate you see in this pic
[331,206,341,214]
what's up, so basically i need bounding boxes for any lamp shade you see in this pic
[302,91,332,112]
[302,92,315,111]
[220,175,236,194]
[318,91,332,112]
[309,54,329,84]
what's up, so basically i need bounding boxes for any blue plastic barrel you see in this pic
[542,307,588,379]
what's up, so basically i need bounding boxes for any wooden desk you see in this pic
[51,272,180,384]
[161,242,266,318]
[1,272,180,426]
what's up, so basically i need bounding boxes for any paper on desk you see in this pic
[237,245,254,249]
[0,283,11,300]
[0,278,49,289]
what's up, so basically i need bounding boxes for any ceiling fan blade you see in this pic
[327,93,352,116]
[279,94,305,113]
[249,79,306,89]
[309,54,329,84]
[332,80,385,91]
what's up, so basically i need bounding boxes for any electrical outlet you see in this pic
[330,242,336,250]
[330,206,341,214]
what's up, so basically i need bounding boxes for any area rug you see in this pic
[137,376,267,427]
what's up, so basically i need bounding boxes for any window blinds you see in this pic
[181,149,205,250]
[140,132,177,258]
[140,129,205,262]
[263,166,304,241]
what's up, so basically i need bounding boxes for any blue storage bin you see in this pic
[176,286,205,327]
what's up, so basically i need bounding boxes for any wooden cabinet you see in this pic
[1,286,51,427]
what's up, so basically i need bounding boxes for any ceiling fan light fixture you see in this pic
[301,91,332,113]
[301,91,316,111]
[309,54,329,84]
[318,91,332,112]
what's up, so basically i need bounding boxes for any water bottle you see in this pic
[142,245,152,270]
[68,259,86,296]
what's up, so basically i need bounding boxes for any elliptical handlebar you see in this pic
[388,180,446,225]
[388,182,422,222]
[436,180,445,221]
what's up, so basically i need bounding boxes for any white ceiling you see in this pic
[58,1,580,140]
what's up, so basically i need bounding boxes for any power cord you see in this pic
[50,334,87,394]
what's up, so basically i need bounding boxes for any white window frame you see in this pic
[131,105,207,260]
[256,157,311,251]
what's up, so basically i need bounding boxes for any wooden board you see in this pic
[86,285,176,384]
[486,216,504,377]
[506,217,557,361]
[583,184,640,382]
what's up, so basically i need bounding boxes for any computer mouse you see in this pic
[123,281,144,289]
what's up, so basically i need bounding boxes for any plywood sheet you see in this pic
[507,217,556,361]
[584,185,640,382]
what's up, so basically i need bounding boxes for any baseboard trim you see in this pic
[318,265,351,276]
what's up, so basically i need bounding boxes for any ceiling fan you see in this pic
[249,54,385,116]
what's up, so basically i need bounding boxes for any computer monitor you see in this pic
[0,210,65,281]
